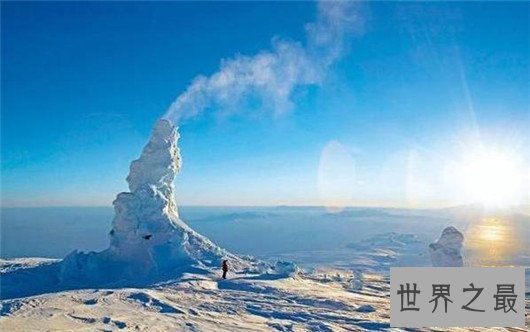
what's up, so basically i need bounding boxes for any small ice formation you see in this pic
[428,226,464,267]
[274,261,300,277]
[61,119,246,284]
[349,269,364,291]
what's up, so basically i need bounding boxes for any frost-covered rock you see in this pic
[274,261,300,277]
[356,304,375,313]
[428,226,464,267]
[60,119,247,283]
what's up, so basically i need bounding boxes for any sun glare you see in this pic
[451,148,524,208]
[466,217,522,265]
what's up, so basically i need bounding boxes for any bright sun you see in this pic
[452,148,524,207]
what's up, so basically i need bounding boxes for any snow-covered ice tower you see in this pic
[61,119,245,283]
[107,119,239,268]
[429,226,464,267]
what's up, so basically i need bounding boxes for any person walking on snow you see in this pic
[222,260,229,279]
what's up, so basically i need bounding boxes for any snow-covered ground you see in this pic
[2,206,529,331]
[1,258,528,331]
[0,260,387,331]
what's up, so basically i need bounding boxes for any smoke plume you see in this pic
[164,1,363,123]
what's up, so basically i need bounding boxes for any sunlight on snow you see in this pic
[465,217,522,265]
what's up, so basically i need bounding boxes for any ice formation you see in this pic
[274,261,300,277]
[428,226,464,267]
[61,119,246,284]
[349,269,364,291]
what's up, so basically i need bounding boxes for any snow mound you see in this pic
[60,119,249,284]
[273,261,300,277]
[428,226,464,267]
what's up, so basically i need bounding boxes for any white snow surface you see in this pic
[2,260,527,331]
[0,264,389,331]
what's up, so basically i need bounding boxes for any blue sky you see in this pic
[2,1,529,208]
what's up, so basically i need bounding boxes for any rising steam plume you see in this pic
[164,1,363,123]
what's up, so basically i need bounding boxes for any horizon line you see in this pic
[0,203,514,211]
